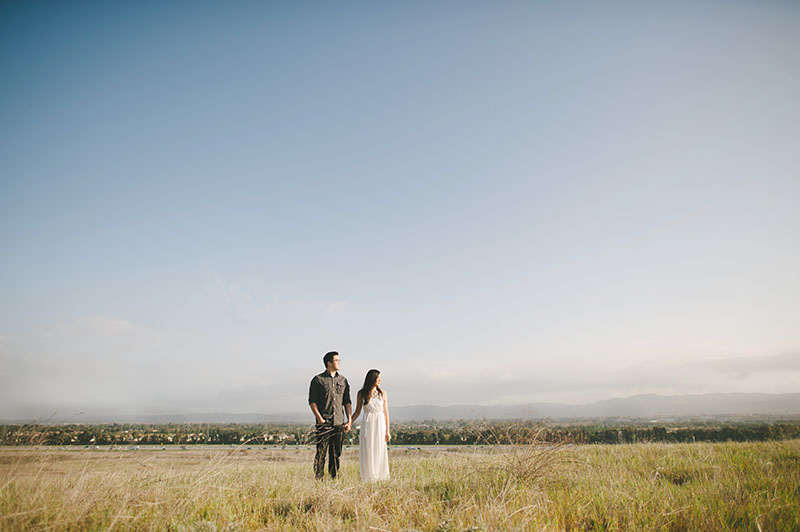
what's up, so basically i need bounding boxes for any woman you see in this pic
[351,369,390,482]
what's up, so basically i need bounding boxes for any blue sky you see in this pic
[1,1,799,420]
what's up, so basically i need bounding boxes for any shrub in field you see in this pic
[464,421,565,486]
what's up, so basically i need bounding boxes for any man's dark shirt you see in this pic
[308,371,351,426]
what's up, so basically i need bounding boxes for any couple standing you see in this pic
[308,351,390,482]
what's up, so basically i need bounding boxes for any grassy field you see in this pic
[1,440,798,531]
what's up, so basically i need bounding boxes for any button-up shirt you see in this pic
[308,371,351,426]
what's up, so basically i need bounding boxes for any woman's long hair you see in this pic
[358,369,382,405]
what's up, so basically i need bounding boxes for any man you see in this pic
[308,351,352,479]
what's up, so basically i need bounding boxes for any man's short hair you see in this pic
[323,351,339,367]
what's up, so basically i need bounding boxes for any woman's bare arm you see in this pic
[383,390,391,443]
[351,391,363,422]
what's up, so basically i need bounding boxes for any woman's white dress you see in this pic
[359,393,390,482]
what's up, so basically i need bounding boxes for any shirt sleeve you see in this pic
[342,378,351,406]
[308,377,321,405]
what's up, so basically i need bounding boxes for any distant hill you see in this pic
[88,412,306,424]
[17,392,800,424]
[390,393,800,421]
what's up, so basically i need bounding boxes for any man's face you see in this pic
[328,355,341,373]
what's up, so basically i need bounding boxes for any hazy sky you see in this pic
[1,1,799,421]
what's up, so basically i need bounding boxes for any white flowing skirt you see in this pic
[359,409,390,482]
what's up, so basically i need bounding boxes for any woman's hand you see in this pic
[385,432,391,443]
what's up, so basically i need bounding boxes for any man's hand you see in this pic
[344,419,352,432]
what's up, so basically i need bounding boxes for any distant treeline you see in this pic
[391,421,800,445]
[2,420,800,446]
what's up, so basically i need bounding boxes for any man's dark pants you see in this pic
[314,422,345,479]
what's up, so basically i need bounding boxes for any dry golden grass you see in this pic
[1,440,798,531]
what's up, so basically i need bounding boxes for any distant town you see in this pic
[3,417,800,447]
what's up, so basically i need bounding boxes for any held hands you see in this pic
[344,419,352,432]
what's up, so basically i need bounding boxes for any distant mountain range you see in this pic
[44,392,800,424]
[389,393,800,421]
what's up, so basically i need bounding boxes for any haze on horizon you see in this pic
[1,1,799,422]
